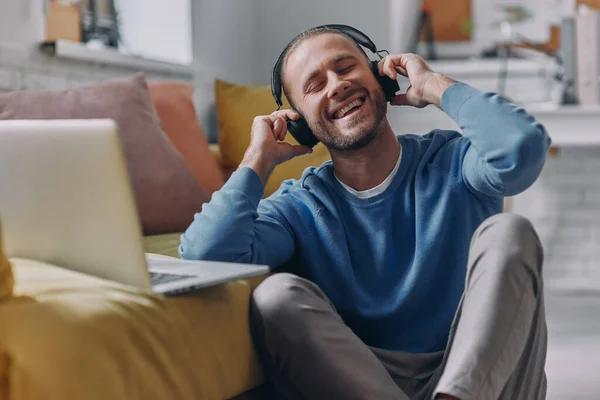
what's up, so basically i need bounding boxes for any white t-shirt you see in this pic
[335,148,402,199]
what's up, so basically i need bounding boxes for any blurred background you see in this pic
[0,1,599,399]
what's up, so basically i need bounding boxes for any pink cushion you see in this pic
[0,73,208,235]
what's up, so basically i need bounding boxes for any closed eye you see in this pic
[305,62,356,94]
[339,64,356,74]
[307,82,324,93]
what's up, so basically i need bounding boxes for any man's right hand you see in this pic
[239,109,313,184]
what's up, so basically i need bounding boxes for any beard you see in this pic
[307,85,387,151]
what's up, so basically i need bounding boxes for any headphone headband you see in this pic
[271,24,387,109]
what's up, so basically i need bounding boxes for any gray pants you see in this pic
[250,213,548,400]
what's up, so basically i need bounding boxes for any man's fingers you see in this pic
[263,110,299,141]
[278,117,288,141]
[252,115,274,135]
[290,144,313,157]
[378,54,412,79]
[275,117,291,141]
[280,143,312,161]
[384,57,398,80]
[394,65,408,77]
[377,58,385,76]
[273,118,282,140]
[378,57,398,76]
[270,109,299,121]
[379,57,393,79]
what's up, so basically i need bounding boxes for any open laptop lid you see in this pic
[0,119,151,290]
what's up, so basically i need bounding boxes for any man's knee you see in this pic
[477,213,542,252]
[471,213,544,281]
[477,213,538,241]
[251,273,322,327]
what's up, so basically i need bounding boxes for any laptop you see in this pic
[0,119,270,295]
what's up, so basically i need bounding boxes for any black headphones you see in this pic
[271,24,400,148]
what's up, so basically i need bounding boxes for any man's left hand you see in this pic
[377,53,457,108]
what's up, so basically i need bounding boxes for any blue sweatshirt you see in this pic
[179,83,551,353]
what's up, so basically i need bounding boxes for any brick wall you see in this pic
[0,43,194,91]
[511,147,600,292]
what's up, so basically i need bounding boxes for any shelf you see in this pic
[427,58,546,78]
[527,104,600,147]
[39,40,195,78]
[387,103,600,147]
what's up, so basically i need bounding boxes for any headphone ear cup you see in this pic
[287,116,320,148]
[371,61,400,102]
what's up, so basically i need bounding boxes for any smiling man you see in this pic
[179,26,551,400]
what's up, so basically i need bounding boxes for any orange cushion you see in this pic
[149,82,225,196]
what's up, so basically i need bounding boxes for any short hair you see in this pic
[279,27,370,109]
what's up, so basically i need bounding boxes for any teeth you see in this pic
[334,98,364,119]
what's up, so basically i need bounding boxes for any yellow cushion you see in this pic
[215,79,331,196]
[0,259,268,400]
[0,221,13,301]
[142,233,183,258]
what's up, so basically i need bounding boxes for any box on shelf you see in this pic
[45,1,81,43]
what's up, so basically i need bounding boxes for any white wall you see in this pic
[190,0,261,141]
[116,0,193,65]
[253,0,393,85]
[390,0,423,55]
[191,0,259,85]
[0,0,44,46]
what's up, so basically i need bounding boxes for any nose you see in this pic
[327,74,351,99]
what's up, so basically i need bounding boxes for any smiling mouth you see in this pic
[332,96,366,120]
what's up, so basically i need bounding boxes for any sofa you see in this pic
[0,72,335,400]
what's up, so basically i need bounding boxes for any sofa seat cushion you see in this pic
[0,259,267,400]
[143,233,184,259]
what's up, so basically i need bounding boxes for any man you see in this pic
[180,26,551,400]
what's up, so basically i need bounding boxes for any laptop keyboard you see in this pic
[150,271,196,285]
